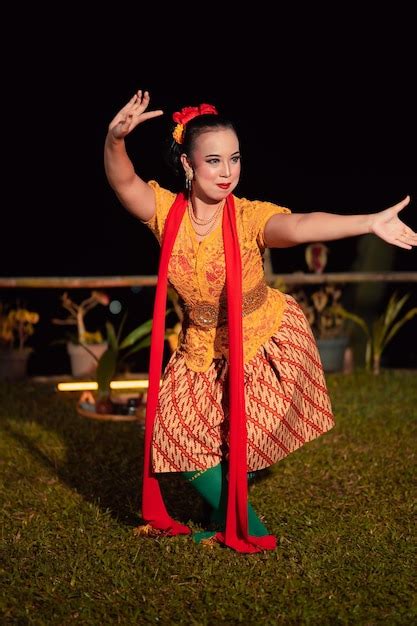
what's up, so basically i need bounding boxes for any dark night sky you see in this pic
[3,12,416,277]
[2,12,416,373]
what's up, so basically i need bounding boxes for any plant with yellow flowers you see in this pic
[52,290,110,344]
[0,303,40,352]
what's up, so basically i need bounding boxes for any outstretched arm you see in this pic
[104,90,163,222]
[264,196,417,250]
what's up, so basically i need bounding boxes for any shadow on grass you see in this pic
[1,380,275,531]
[0,381,213,528]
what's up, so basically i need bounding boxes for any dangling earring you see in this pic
[185,171,193,192]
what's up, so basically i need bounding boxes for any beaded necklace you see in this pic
[187,199,225,237]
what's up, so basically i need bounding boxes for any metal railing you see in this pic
[1,272,417,289]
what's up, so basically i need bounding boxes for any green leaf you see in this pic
[120,328,175,363]
[120,336,152,362]
[333,305,370,337]
[96,348,118,396]
[119,319,153,350]
[384,292,409,329]
[365,339,372,371]
[371,316,385,355]
[118,310,173,350]
[116,310,129,344]
[383,307,417,350]
[105,322,118,352]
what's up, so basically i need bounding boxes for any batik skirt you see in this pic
[151,294,335,473]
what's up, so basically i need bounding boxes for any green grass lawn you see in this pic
[1,370,416,625]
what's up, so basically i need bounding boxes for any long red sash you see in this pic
[141,191,276,553]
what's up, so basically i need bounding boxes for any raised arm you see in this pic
[263,196,417,251]
[104,90,163,222]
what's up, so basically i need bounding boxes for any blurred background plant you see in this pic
[93,289,182,413]
[272,278,347,340]
[334,291,417,374]
[304,242,329,274]
[52,290,110,345]
[272,243,351,371]
[294,284,347,340]
[94,314,154,413]
[0,302,40,352]
[273,242,349,340]
[165,287,183,353]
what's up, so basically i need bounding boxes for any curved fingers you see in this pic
[391,195,411,213]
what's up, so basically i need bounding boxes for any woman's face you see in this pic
[186,128,241,203]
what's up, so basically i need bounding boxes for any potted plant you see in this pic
[0,302,40,380]
[273,242,351,373]
[52,290,110,377]
[78,304,179,420]
[334,291,417,375]
[290,283,350,372]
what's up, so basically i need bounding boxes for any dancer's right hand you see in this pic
[108,90,163,139]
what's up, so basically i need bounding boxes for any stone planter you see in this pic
[316,336,349,373]
[67,342,108,377]
[0,347,32,381]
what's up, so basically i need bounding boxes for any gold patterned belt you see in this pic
[184,279,268,330]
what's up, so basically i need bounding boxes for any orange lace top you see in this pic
[142,180,292,372]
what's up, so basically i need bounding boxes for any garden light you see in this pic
[56,379,151,392]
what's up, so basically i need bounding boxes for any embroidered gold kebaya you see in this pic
[143,180,292,371]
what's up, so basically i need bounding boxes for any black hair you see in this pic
[165,113,238,178]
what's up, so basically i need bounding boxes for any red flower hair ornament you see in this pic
[172,103,218,144]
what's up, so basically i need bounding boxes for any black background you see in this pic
[2,10,416,373]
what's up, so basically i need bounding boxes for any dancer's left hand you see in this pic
[370,196,417,250]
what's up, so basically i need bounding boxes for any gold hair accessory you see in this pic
[173,123,185,144]
[172,103,219,144]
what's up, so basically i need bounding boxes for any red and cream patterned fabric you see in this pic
[152,294,335,472]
